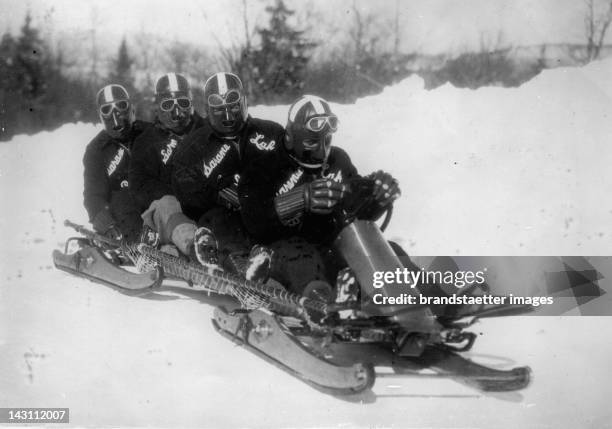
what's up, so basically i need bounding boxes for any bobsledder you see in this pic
[53,178,533,396]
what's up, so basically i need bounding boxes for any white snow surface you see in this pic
[2,61,612,428]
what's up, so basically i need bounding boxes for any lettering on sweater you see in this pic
[276,169,304,196]
[249,132,276,151]
[322,169,343,183]
[107,148,125,176]
[203,144,231,178]
[161,139,178,164]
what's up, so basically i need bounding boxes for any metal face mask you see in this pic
[290,132,333,169]
[204,73,248,137]
[285,95,338,169]
[155,73,194,134]
[96,84,135,140]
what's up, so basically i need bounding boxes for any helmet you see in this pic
[285,95,338,169]
[155,73,194,134]
[96,84,135,140]
[203,72,248,137]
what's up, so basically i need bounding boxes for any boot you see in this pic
[335,267,359,304]
[334,267,359,319]
[244,245,273,283]
[193,227,219,266]
[139,224,160,248]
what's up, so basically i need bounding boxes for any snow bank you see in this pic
[253,59,612,255]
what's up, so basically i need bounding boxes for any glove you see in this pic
[369,170,400,207]
[92,208,116,234]
[92,209,122,247]
[104,226,123,242]
[274,179,348,225]
[305,179,348,214]
[218,185,240,210]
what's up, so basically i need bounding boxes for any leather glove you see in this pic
[369,170,400,207]
[104,226,123,242]
[304,179,348,214]
[275,179,348,225]
[218,184,240,210]
[92,208,115,234]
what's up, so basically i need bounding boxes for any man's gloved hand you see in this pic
[304,179,348,214]
[218,185,240,211]
[104,226,123,242]
[369,170,400,207]
[275,178,348,225]
[92,208,118,235]
[91,208,122,247]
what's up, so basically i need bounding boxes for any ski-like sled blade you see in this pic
[438,303,536,330]
[394,346,532,392]
[457,303,535,320]
[298,337,531,393]
[212,307,375,396]
[52,246,162,291]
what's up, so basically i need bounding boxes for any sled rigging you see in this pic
[53,179,533,396]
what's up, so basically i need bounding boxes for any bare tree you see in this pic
[196,0,258,98]
[348,1,395,62]
[197,2,242,69]
[239,0,254,98]
[133,31,161,91]
[88,5,100,88]
[165,40,190,74]
[242,0,252,54]
[350,0,369,62]
[584,0,612,62]
[478,30,510,54]
[393,0,400,58]
[346,0,388,88]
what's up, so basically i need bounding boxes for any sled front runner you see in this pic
[53,245,162,291]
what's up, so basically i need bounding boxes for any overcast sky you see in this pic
[0,0,598,54]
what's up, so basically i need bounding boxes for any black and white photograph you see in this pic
[1,0,611,428]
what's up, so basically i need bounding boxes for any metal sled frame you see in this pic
[212,307,375,396]
[53,242,162,291]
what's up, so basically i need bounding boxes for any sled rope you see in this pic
[133,244,328,315]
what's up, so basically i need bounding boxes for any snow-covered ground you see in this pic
[2,60,612,428]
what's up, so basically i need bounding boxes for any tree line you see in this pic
[2,0,611,141]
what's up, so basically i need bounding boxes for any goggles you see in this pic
[208,89,242,107]
[99,100,130,117]
[305,115,338,133]
[160,97,192,112]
